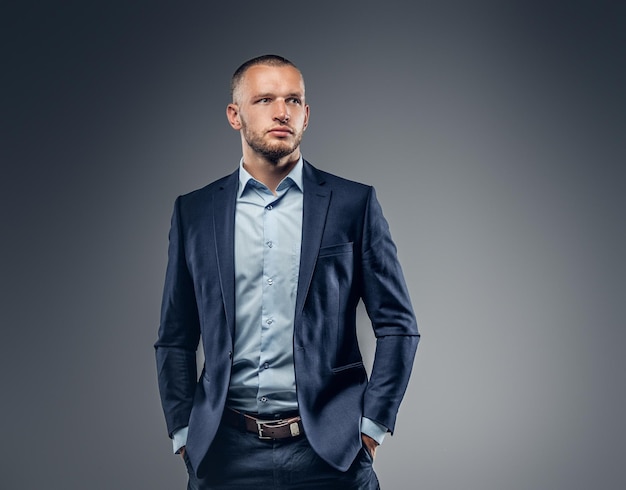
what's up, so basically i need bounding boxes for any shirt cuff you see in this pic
[360,417,387,445]
[172,426,188,454]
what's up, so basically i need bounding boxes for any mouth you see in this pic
[268,126,293,137]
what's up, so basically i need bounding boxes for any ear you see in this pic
[226,103,242,130]
[303,103,310,131]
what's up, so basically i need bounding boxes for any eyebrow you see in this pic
[252,92,304,99]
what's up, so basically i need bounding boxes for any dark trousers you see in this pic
[183,422,380,489]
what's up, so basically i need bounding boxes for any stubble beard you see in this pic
[241,121,303,164]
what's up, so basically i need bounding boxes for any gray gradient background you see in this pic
[2,1,625,489]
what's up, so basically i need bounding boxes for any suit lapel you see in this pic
[295,161,331,322]
[213,170,239,340]
[212,163,330,337]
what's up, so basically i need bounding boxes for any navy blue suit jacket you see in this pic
[155,160,419,477]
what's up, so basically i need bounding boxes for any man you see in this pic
[155,55,420,489]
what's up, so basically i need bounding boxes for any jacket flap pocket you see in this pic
[331,361,364,374]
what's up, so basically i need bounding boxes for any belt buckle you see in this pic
[256,420,272,440]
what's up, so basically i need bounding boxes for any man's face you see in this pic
[229,64,309,163]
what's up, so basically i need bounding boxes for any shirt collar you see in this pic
[238,156,304,198]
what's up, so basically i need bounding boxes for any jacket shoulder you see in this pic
[175,171,237,208]
[304,160,372,196]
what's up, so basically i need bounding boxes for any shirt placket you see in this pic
[257,193,281,410]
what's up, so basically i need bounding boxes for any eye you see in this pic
[287,97,302,105]
[256,97,271,104]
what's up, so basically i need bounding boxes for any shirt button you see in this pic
[266,319,273,325]
[260,397,268,403]
[266,241,273,248]
[267,278,273,285]
[266,205,273,210]
[263,362,269,370]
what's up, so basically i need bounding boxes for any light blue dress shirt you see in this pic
[228,157,304,413]
[171,157,386,453]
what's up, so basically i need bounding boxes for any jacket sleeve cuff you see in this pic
[360,417,387,445]
[172,426,189,454]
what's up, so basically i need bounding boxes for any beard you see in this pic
[241,120,303,163]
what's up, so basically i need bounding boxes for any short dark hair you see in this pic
[230,54,301,102]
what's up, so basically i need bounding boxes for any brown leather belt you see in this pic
[223,408,304,440]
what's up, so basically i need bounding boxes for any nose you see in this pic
[274,99,290,122]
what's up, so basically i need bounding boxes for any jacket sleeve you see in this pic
[360,186,420,433]
[154,196,201,437]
